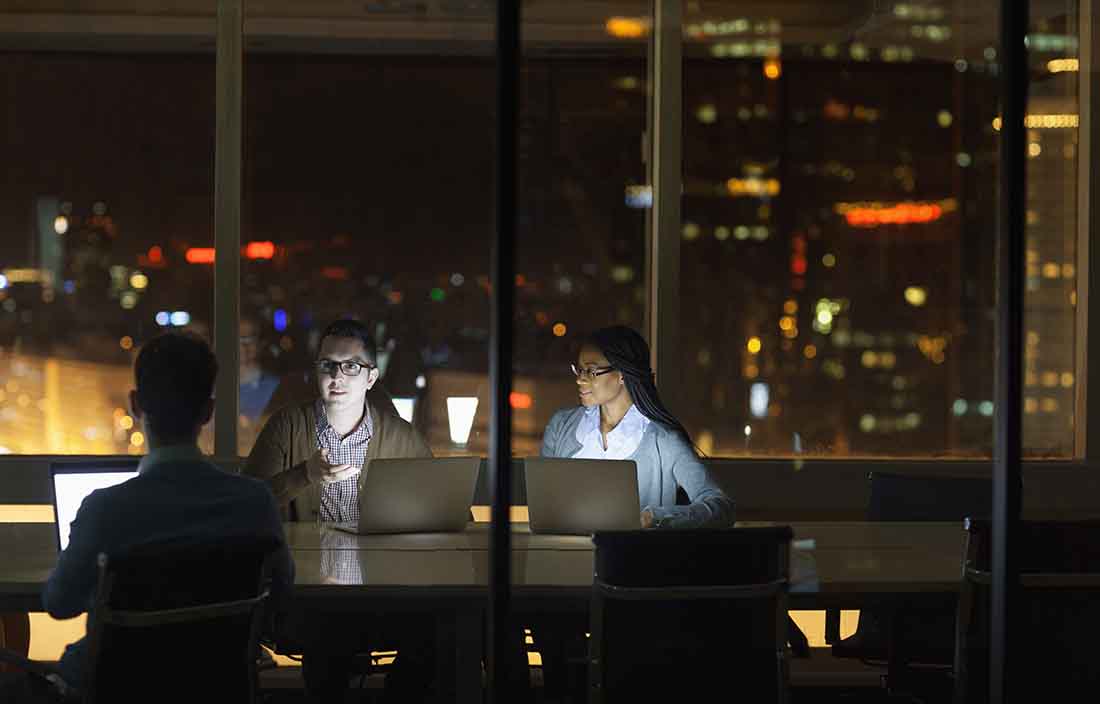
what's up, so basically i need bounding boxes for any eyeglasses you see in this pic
[315,359,374,377]
[571,363,615,380]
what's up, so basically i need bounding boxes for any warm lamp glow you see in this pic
[392,397,416,423]
[447,397,479,446]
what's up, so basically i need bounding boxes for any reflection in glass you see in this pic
[677,1,1079,458]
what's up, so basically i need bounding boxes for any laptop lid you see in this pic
[51,459,140,551]
[524,457,641,535]
[357,457,480,534]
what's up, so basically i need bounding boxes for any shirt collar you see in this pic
[137,444,206,475]
[315,398,373,440]
[576,404,650,443]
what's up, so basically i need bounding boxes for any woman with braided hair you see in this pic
[540,325,734,529]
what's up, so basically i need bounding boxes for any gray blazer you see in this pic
[540,406,735,529]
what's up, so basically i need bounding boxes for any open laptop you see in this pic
[51,459,140,551]
[334,457,481,534]
[524,457,641,534]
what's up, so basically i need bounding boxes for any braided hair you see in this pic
[584,326,695,449]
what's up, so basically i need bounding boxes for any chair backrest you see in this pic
[589,528,793,704]
[82,536,280,704]
[867,471,992,522]
[955,519,1100,703]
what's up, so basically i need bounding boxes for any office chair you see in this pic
[81,536,279,704]
[955,519,1100,704]
[830,472,991,695]
[589,527,793,704]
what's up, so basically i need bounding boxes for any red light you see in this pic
[515,274,527,287]
[245,241,275,260]
[790,254,807,275]
[148,246,164,264]
[321,266,349,280]
[185,248,216,264]
[509,392,533,409]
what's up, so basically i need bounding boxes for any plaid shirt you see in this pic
[315,399,373,523]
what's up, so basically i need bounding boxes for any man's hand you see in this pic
[640,509,655,529]
[306,448,359,485]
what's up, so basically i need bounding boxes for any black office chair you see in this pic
[81,536,279,704]
[830,472,992,693]
[954,519,1100,704]
[589,528,793,704]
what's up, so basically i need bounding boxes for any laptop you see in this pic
[335,457,481,534]
[51,459,140,551]
[524,457,642,534]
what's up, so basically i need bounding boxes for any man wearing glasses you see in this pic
[244,317,432,701]
[245,317,431,523]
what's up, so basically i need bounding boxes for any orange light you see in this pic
[244,241,275,260]
[509,392,533,410]
[763,58,782,80]
[552,323,567,337]
[321,266,349,280]
[185,248,215,264]
[515,274,527,287]
[605,17,649,39]
[148,246,164,264]
[835,200,957,228]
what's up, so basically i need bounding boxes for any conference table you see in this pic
[0,520,967,698]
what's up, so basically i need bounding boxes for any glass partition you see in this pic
[677,0,1080,458]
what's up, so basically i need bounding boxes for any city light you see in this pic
[53,215,68,235]
[129,272,149,290]
[446,397,479,445]
[119,292,138,310]
[155,311,170,326]
[0,274,6,290]
[904,286,927,306]
[726,177,780,197]
[170,311,191,326]
[244,241,276,260]
[624,185,652,209]
[763,58,781,80]
[836,199,956,227]
[783,299,798,315]
[392,397,416,423]
[605,17,649,39]
[747,336,762,354]
[803,344,817,359]
[185,248,215,264]
[750,382,769,418]
[695,104,718,124]
[130,431,145,447]
[552,323,567,337]
[273,309,288,332]
[148,246,164,264]
[1046,58,1079,73]
[119,336,133,351]
[430,287,446,302]
[509,392,533,410]
[992,113,1079,130]
[822,253,836,267]
[415,375,427,390]
[321,266,349,280]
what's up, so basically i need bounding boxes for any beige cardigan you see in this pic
[243,399,433,521]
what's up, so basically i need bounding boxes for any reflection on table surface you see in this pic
[0,520,966,595]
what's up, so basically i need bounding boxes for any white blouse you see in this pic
[571,404,651,460]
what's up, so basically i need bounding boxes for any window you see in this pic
[676,0,1081,458]
[0,10,216,455]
